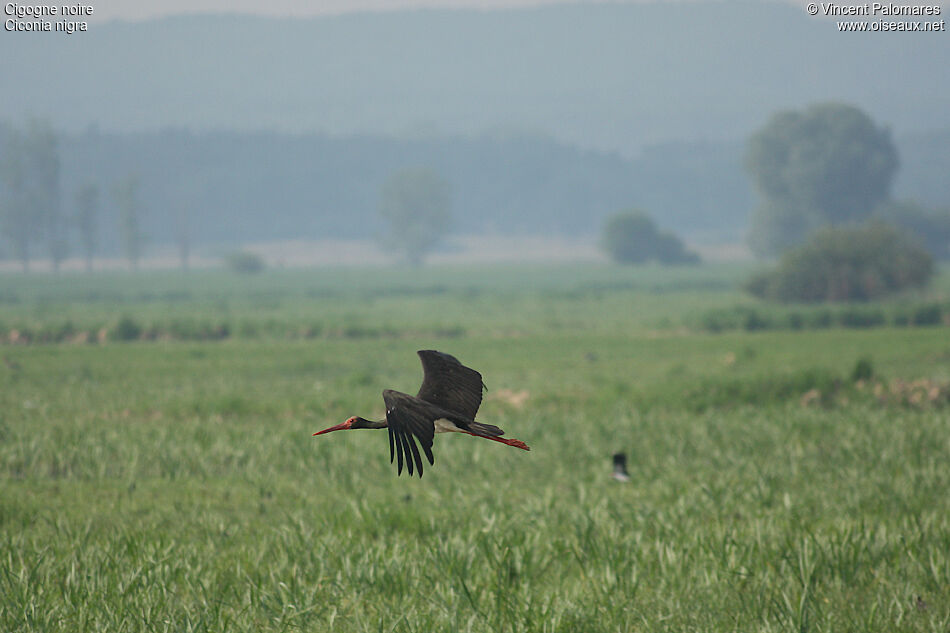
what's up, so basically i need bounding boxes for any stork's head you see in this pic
[312,416,372,436]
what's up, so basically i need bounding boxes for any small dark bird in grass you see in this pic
[313,350,530,477]
[612,452,630,482]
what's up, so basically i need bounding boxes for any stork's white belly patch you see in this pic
[433,418,463,434]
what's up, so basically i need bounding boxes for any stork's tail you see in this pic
[467,421,504,437]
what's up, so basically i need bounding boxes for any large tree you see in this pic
[175,203,190,271]
[171,181,200,271]
[0,126,35,271]
[74,183,99,272]
[0,120,62,271]
[746,102,898,257]
[32,122,65,272]
[378,167,451,266]
[113,174,145,270]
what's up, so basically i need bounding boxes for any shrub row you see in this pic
[698,302,950,333]
[680,367,842,412]
[676,360,950,412]
[0,317,465,345]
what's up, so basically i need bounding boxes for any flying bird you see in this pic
[312,350,529,477]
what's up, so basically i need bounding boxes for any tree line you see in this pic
[0,120,149,272]
[597,102,949,304]
[0,120,454,271]
[3,105,949,285]
[744,102,949,302]
[4,126,762,255]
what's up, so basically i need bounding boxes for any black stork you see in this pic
[312,350,530,477]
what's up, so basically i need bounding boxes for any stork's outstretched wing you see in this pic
[383,389,436,477]
[415,350,485,420]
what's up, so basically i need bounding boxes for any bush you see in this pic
[911,303,943,326]
[892,309,911,327]
[602,210,699,265]
[225,251,265,274]
[698,306,768,332]
[741,307,771,331]
[110,316,142,342]
[838,307,886,328]
[700,309,735,333]
[851,357,874,382]
[745,221,933,302]
[654,232,701,265]
[806,309,834,329]
[785,311,804,330]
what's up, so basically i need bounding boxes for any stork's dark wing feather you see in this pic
[383,390,436,478]
[416,350,485,420]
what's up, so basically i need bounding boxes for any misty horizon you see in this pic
[1,0,948,268]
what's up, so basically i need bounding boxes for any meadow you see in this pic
[1,263,949,632]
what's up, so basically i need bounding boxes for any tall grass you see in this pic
[1,266,950,631]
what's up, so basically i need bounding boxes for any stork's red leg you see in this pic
[464,431,530,451]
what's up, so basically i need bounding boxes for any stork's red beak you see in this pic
[312,419,353,436]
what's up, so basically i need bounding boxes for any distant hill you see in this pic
[2,3,948,154]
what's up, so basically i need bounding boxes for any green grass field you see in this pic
[2,264,949,632]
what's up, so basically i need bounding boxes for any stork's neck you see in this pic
[354,416,387,429]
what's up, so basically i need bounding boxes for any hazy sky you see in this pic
[92,0,800,22]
